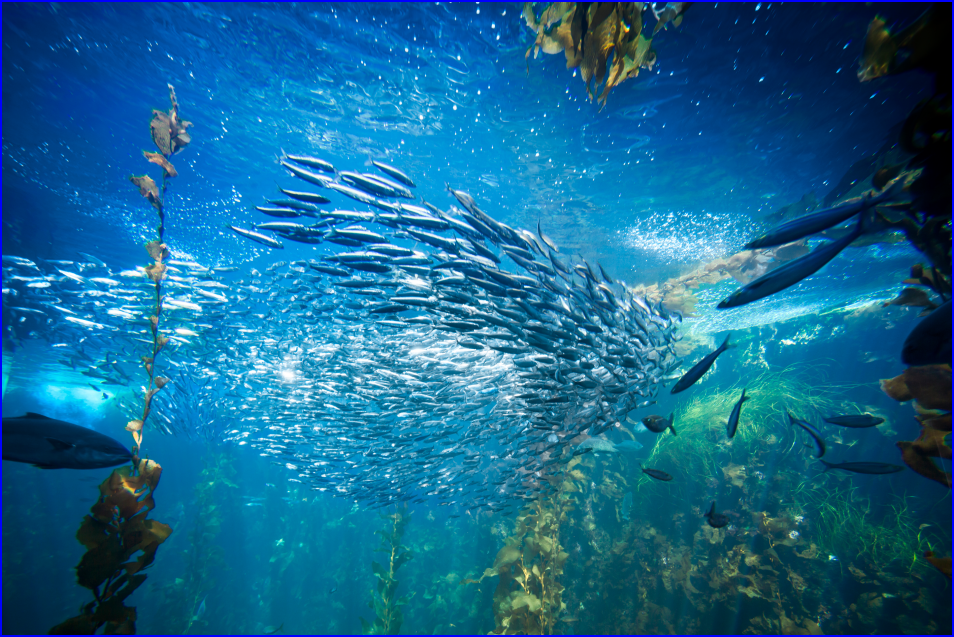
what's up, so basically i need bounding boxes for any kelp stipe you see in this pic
[49,84,191,634]
[362,505,415,635]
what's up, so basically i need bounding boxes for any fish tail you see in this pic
[721,333,733,350]
[820,460,832,473]
[669,412,677,436]
[705,501,715,518]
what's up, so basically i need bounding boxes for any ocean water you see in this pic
[2,3,951,635]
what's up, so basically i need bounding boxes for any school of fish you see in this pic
[2,154,685,511]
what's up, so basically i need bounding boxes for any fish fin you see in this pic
[45,437,75,451]
[24,412,54,420]
[721,334,733,350]
[820,460,832,473]
[705,501,715,518]
[669,423,677,436]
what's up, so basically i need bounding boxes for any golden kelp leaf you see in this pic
[880,372,913,402]
[154,377,169,389]
[125,420,143,434]
[494,544,522,568]
[569,469,586,481]
[858,16,894,82]
[923,551,952,580]
[897,418,952,487]
[902,365,952,410]
[721,462,746,488]
[76,516,112,551]
[145,262,166,283]
[511,592,542,613]
[150,110,173,155]
[882,287,938,309]
[76,536,125,589]
[143,151,177,178]
[130,175,162,211]
[49,614,98,635]
[145,240,168,261]
[580,4,619,98]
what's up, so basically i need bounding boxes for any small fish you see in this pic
[284,153,335,173]
[788,412,826,459]
[228,225,285,249]
[2,413,131,470]
[726,389,748,439]
[822,414,884,428]
[371,160,416,188]
[620,491,633,521]
[640,464,673,481]
[671,334,732,394]
[820,460,905,475]
[704,501,729,528]
[278,188,331,204]
[281,160,334,187]
[641,413,676,436]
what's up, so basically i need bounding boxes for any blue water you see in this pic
[3,3,950,635]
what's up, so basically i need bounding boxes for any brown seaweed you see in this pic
[523,2,666,107]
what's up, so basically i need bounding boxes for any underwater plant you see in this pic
[50,84,190,634]
[362,505,414,635]
[522,2,685,107]
[463,459,586,634]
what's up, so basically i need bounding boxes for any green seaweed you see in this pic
[362,505,414,635]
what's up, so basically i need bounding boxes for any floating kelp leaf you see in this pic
[651,2,690,35]
[880,372,913,402]
[923,551,952,580]
[897,413,952,487]
[143,151,177,178]
[49,611,98,635]
[882,365,952,410]
[721,462,746,488]
[76,534,125,589]
[511,592,542,613]
[145,240,169,261]
[494,544,522,569]
[130,175,162,211]
[883,287,938,311]
[858,6,948,85]
[145,262,166,283]
[150,110,173,155]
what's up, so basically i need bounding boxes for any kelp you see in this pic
[463,459,586,634]
[49,457,171,634]
[51,84,191,635]
[523,2,678,107]
[362,505,414,635]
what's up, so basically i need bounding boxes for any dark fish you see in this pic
[717,215,865,309]
[788,412,826,458]
[820,460,905,475]
[901,300,951,366]
[641,413,676,436]
[278,188,331,204]
[284,153,335,173]
[670,334,732,394]
[704,502,729,528]
[2,413,131,469]
[371,160,416,188]
[822,414,884,428]
[744,179,903,250]
[640,464,673,481]
[726,389,748,439]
